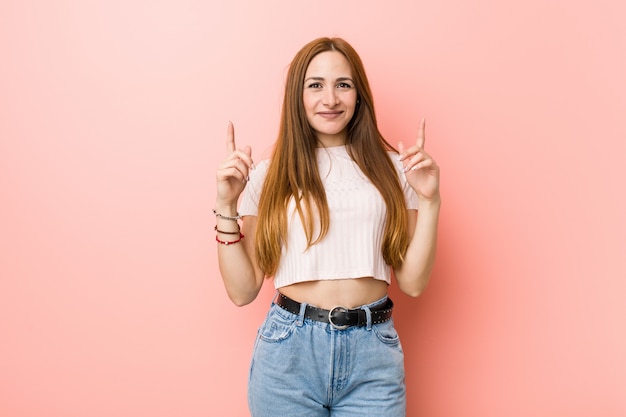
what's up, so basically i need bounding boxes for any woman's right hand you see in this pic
[215,122,255,206]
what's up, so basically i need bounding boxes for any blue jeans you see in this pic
[248,295,406,416]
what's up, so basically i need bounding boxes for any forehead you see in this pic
[305,51,352,77]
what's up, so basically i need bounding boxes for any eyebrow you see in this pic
[304,76,355,83]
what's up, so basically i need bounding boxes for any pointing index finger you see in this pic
[416,118,426,149]
[226,121,236,154]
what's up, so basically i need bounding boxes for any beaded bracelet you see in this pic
[214,225,240,235]
[212,209,242,221]
[215,232,244,245]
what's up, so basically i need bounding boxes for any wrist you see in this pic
[213,201,238,217]
[418,195,441,209]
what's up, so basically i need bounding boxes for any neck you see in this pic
[316,133,347,148]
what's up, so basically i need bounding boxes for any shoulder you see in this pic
[247,158,271,187]
[386,150,404,174]
[255,158,271,172]
[239,159,271,212]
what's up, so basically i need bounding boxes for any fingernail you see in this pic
[402,166,409,173]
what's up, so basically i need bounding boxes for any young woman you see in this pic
[214,37,440,416]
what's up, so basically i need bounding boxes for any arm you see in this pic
[214,209,265,306]
[215,122,265,306]
[394,201,440,297]
[393,118,441,297]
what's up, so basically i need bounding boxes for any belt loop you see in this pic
[362,305,373,331]
[296,301,307,327]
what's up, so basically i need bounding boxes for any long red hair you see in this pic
[256,37,409,276]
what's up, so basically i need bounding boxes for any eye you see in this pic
[307,82,323,89]
[337,82,353,89]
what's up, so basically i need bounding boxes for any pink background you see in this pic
[1,1,625,416]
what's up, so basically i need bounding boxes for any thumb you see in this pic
[397,141,405,156]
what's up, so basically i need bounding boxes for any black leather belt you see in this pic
[275,292,394,329]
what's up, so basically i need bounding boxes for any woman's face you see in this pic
[302,51,358,147]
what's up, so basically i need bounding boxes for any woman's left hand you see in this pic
[398,118,440,202]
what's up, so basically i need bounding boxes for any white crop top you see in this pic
[239,145,419,289]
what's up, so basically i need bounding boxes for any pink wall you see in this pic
[1,1,625,416]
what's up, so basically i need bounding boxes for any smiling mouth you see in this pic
[317,111,343,119]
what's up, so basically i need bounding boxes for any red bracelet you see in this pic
[215,232,244,245]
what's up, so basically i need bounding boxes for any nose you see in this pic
[322,87,338,106]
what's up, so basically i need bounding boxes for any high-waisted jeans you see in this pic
[248,295,406,417]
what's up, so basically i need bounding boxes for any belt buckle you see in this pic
[328,306,350,330]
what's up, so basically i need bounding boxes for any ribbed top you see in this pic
[239,146,418,289]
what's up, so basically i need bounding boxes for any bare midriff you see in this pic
[277,277,389,310]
